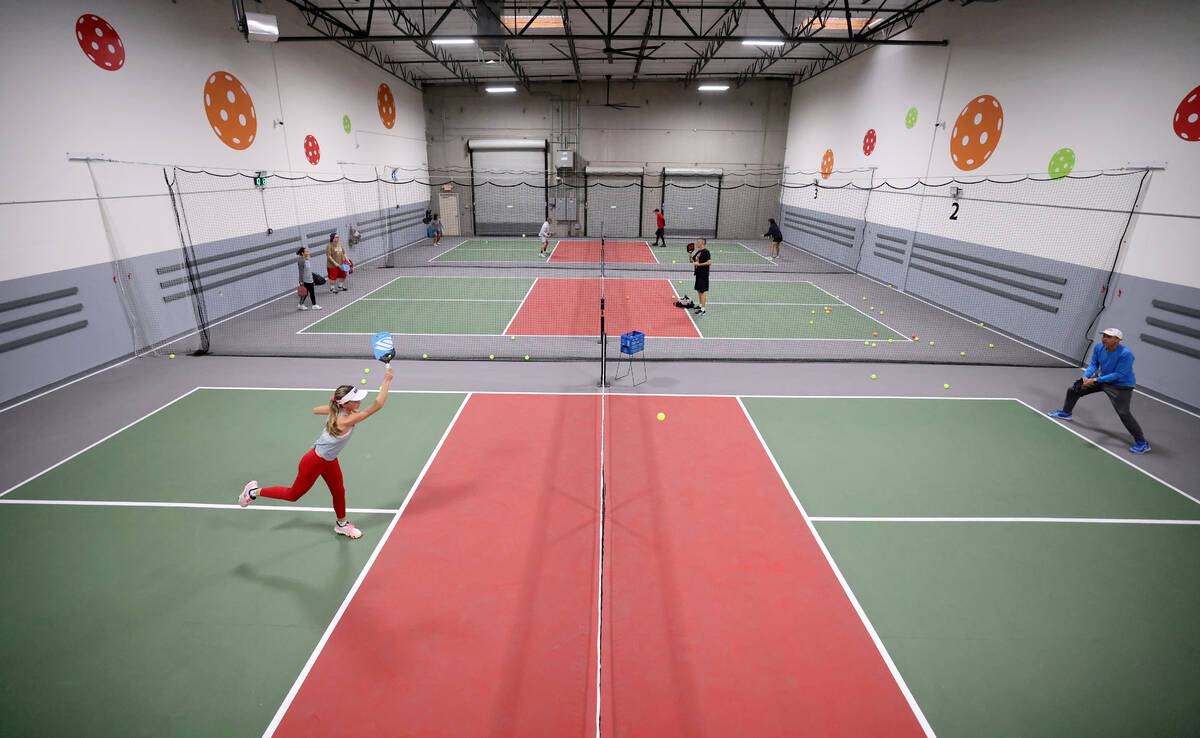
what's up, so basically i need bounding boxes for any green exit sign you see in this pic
[253,172,267,187]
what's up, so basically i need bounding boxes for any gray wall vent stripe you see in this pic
[162,256,296,300]
[912,241,1067,285]
[157,234,302,275]
[1140,333,1200,360]
[0,304,84,334]
[872,250,904,265]
[160,253,296,290]
[0,287,79,314]
[909,263,1060,313]
[1145,316,1200,340]
[873,241,906,255]
[792,225,855,249]
[875,232,908,245]
[1150,299,1200,320]
[909,253,1064,300]
[791,213,856,234]
[790,218,858,244]
[0,320,88,354]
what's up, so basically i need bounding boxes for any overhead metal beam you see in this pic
[661,0,700,37]
[632,0,657,82]
[682,0,746,85]
[471,0,536,90]
[557,0,584,82]
[284,0,420,89]
[379,0,481,89]
[276,32,946,44]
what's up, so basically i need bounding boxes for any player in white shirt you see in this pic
[539,218,553,257]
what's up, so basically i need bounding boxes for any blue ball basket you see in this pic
[620,330,645,355]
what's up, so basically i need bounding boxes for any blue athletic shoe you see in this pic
[1129,441,1151,454]
[1047,410,1072,420]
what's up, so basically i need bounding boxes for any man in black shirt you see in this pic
[690,238,711,315]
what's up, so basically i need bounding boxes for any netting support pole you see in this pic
[599,297,608,387]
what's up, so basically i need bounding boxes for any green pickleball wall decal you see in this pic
[1048,148,1075,179]
[905,107,918,129]
[343,115,352,133]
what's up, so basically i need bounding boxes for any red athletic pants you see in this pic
[258,447,347,519]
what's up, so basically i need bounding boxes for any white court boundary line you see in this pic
[1011,397,1196,506]
[811,516,1200,525]
[0,498,398,514]
[735,397,936,737]
[665,279,702,337]
[361,297,524,303]
[262,392,472,738]
[720,240,772,265]
[782,240,1075,367]
[0,387,202,500]
[295,273,405,334]
[502,278,539,335]
[808,278,914,342]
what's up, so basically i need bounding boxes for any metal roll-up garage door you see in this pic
[662,168,721,238]
[468,139,548,235]
[585,167,644,238]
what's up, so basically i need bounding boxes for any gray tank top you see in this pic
[314,413,355,460]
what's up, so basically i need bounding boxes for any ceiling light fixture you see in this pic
[741,39,785,47]
[501,15,565,29]
[697,84,730,91]
[486,86,518,93]
[431,38,475,45]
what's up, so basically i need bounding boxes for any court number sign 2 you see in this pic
[949,202,959,220]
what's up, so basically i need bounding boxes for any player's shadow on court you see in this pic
[231,538,355,624]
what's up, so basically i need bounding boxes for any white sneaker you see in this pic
[329,287,337,293]
[334,521,363,539]
[311,304,323,310]
[298,304,309,310]
[239,481,258,507]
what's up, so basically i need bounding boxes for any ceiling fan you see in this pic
[592,74,640,110]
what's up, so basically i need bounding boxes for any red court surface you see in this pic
[506,278,701,337]
[601,394,926,736]
[274,394,602,737]
[550,240,657,263]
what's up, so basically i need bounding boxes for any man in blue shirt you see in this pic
[1048,328,1149,453]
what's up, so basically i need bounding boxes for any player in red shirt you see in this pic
[652,208,666,247]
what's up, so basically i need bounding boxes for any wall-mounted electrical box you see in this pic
[556,150,575,169]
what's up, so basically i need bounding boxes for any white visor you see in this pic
[338,387,370,403]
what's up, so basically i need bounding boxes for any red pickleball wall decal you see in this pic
[378,83,396,129]
[1173,85,1200,141]
[204,72,257,150]
[863,129,877,156]
[76,14,125,70]
[304,135,321,165]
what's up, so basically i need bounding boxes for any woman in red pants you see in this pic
[238,365,394,538]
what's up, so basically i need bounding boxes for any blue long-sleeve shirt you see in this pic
[1084,343,1136,386]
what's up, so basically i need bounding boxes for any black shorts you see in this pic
[694,274,709,293]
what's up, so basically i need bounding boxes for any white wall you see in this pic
[0,0,427,278]
[781,0,1200,286]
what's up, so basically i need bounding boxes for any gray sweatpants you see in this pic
[1062,379,1146,443]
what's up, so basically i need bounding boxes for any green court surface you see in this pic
[743,397,1200,519]
[301,276,534,335]
[688,280,906,340]
[815,521,1200,736]
[7,388,466,509]
[432,237,559,262]
[665,239,772,265]
[0,504,389,737]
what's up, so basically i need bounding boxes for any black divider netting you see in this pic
[152,167,1147,368]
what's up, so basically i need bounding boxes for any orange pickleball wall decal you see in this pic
[950,94,1003,170]
[204,72,257,150]
[378,83,396,129]
[820,149,834,179]
[76,14,125,70]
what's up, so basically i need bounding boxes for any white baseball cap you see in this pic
[336,387,370,404]
[1100,328,1123,339]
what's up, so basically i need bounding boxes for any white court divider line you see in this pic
[782,240,1075,367]
[428,240,462,262]
[1011,398,1198,507]
[665,279,702,337]
[810,516,1200,525]
[0,387,202,500]
[735,397,936,738]
[502,278,539,335]
[196,387,1024,401]
[0,498,398,515]
[295,273,406,335]
[1133,388,1200,420]
[808,278,913,342]
[546,238,562,260]
[642,240,660,264]
[262,392,472,738]
[709,301,845,306]
[0,356,135,415]
[728,240,772,265]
